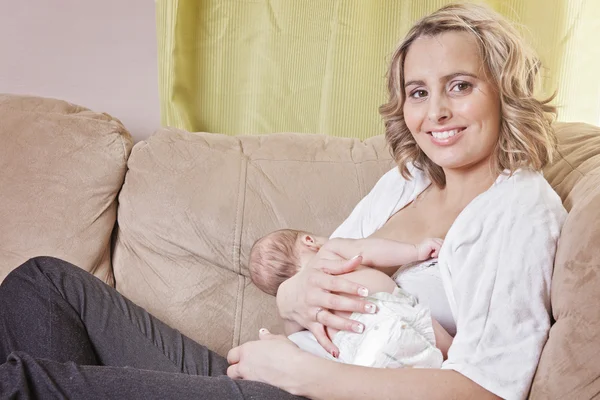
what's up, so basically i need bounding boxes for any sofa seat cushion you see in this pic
[113,128,393,356]
[0,94,132,284]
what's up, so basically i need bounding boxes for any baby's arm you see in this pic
[323,237,442,268]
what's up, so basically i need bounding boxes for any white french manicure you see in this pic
[358,287,369,297]
[352,323,364,334]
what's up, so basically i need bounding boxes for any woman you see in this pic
[0,3,566,400]
[228,3,566,399]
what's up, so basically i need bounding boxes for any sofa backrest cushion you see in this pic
[0,94,132,284]
[113,128,394,356]
[530,122,600,399]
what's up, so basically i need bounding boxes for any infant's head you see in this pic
[248,229,327,296]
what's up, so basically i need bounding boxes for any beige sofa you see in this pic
[2,94,599,399]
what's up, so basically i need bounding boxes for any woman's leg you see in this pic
[0,257,303,399]
[0,352,300,400]
[0,256,227,374]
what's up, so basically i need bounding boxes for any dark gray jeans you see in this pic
[0,256,302,399]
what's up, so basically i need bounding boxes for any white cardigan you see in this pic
[331,165,567,400]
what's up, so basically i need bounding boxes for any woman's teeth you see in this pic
[431,129,461,139]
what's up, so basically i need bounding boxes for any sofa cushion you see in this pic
[113,128,393,356]
[0,94,132,284]
[531,122,600,399]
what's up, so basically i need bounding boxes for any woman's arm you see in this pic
[227,330,499,400]
[298,356,499,400]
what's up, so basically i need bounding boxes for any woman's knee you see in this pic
[26,256,75,273]
[0,256,84,314]
[1,256,74,289]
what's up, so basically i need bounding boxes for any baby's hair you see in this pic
[248,229,303,296]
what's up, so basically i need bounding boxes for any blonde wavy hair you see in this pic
[380,3,557,187]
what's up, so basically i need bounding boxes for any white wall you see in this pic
[0,0,159,142]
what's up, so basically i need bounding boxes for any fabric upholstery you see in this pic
[530,122,600,399]
[113,128,394,356]
[0,94,132,284]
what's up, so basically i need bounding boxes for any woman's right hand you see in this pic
[276,252,377,356]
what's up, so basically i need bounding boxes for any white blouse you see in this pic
[331,165,567,400]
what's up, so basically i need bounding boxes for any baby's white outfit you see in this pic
[288,284,443,368]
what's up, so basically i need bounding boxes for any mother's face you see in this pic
[402,31,501,172]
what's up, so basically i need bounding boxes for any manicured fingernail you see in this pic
[352,323,364,334]
[259,328,268,334]
[351,254,361,260]
[331,349,339,358]
[365,303,376,314]
[358,287,369,297]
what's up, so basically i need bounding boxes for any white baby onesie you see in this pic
[288,287,443,369]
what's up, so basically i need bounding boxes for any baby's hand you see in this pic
[415,238,443,260]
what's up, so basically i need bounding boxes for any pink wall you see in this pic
[0,0,159,142]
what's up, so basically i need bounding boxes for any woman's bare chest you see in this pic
[370,192,459,243]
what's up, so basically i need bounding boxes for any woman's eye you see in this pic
[410,90,428,99]
[451,82,472,92]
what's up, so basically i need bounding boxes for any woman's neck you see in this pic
[438,163,497,210]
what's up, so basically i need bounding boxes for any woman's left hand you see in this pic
[227,328,308,393]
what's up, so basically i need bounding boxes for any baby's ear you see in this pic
[301,234,320,251]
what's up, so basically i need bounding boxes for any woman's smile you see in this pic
[426,127,467,146]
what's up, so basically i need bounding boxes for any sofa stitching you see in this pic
[108,125,129,166]
[355,160,365,200]
[555,147,584,178]
[231,152,248,348]
[116,126,131,165]
[234,275,245,348]
[233,153,248,275]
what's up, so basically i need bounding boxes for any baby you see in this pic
[248,229,446,369]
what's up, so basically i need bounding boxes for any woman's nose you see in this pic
[427,94,451,123]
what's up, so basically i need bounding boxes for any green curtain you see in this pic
[157,0,600,139]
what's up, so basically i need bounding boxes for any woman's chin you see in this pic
[431,154,495,175]
[425,153,467,170]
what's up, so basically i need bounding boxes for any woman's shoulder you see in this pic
[490,169,565,214]
[454,168,568,238]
